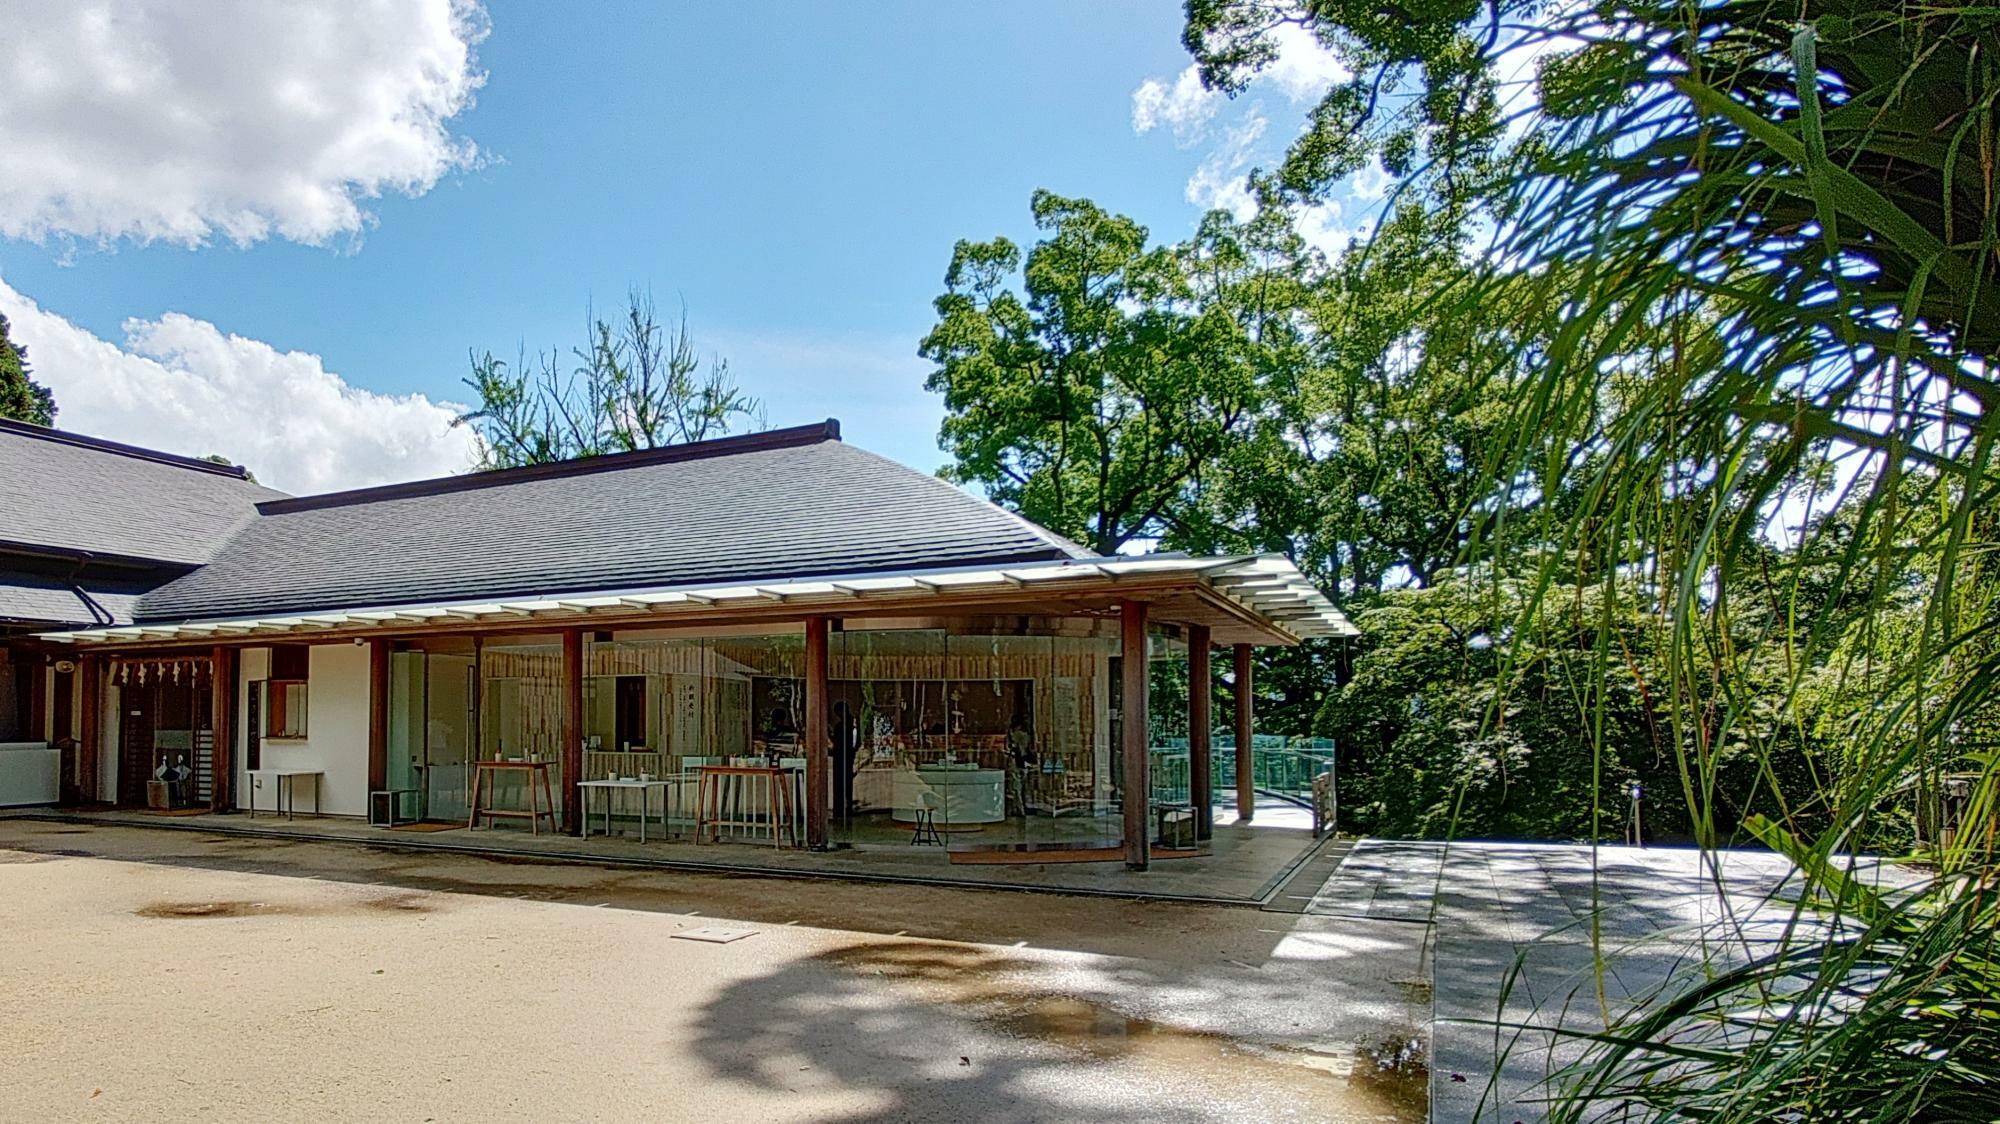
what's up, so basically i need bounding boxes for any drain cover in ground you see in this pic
[673,926,757,943]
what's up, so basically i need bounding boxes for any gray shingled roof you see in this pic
[0,419,285,566]
[0,574,146,627]
[138,422,1091,622]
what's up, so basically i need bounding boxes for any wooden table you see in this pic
[694,765,799,848]
[467,760,557,834]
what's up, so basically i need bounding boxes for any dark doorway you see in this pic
[116,670,214,808]
[613,675,647,751]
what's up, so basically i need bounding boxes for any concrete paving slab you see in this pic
[1299,839,1853,1122]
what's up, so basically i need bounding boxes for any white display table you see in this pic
[891,766,1005,825]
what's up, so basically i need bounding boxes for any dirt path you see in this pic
[0,819,1428,1123]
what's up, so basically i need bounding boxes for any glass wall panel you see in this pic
[476,634,566,825]
[386,650,423,820]
[1147,625,1192,848]
[575,628,803,839]
[829,627,946,839]
[826,621,1119,852]
[382,637,477,822]
[384,619,1156,852]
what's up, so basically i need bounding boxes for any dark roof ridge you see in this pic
[0,416,258,480]
[259,418,843,515]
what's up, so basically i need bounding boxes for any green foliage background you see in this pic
[0,313,56,427]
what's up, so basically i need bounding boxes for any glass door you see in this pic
[387,652,424,821]
[423,651,476,821]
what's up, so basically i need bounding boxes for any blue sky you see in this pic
[0,2,1367,492]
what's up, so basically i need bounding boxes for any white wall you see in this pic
[238,643,371,817]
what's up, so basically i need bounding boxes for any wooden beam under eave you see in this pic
[211,646,237,811]
[1234,643,1255,823]
[1188,623,1213,841]
[561,628,584,835]
[44,571,1303,654]
[366,639,389,797]
[804,616,830,849]
[1121,600,1151,871]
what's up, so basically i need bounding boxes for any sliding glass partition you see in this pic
[573,618,1126,850]
[575,629,804,837]
[826,621,1122,851]
[382,616,1177,852]
[385,638,477,821]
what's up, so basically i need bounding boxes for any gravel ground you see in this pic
[0,819,1427,1123]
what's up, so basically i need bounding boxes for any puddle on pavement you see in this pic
[136,900,291,919]
[363,894,436,913]
[821,939,1427,1122]
[136,892,438,919]
[1345,1034,1429,1111]
[987,995,1158,1050]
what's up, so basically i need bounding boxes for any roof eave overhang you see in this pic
[37,554,1356,651]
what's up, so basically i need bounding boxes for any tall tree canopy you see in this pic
[0,313,56,427]
[920,191,1311,556]
[456,290,761,469]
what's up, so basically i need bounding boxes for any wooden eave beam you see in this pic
[47,572,1304,652]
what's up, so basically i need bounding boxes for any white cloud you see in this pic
[0,278,477,494]
[1260,24,1351,102]
[1132,67,1220,145]
[1134,22,1360,233]
[1130,23,1347,146]
[1184,112,1268,220]
[0,0,486,248]
[1296,202,1358,256]
[1352,158,1393,201]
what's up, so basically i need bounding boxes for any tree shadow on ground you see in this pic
[688,937,1429,1124]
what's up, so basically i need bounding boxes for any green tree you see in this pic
[456,290,762,469]
[921,191,1310,555]
[1181,0,2000,1116]
[0,313,56,426]
[198,454,256,483]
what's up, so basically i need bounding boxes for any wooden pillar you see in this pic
[804,616,830,849]
[76,654,101,805]
[1121,600,1151,870]
[1234,643,1255,823]
[211,646,237,811]
[26,651,47,743]
[561,628,584,835]
[1188,624,1213,841]
[48,654,77,805]
[365,640,389,795]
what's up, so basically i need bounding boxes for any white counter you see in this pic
[890,766,1005,825]
[0,742,59,807]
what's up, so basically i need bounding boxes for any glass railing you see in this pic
[1148,735,1335,807]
